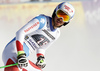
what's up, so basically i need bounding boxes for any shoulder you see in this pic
[36,14,47,20]
[35,14,48,29]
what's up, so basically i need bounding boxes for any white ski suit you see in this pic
[2,14,60,71]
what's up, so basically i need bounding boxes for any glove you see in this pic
[36,56,46,69]
[17,53,28,68]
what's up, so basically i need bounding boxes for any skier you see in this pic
[2,2,75,71]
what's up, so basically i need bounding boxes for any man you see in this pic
[2,2,75,71]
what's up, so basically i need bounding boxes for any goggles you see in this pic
[56,9,70,22]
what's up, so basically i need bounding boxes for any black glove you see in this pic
[17,53,28,68]
[36,56,46,69]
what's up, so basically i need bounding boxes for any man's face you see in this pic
[53,15,65,28]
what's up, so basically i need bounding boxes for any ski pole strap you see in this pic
[0,63,18,69]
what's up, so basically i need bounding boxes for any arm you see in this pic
[35,29,60,68]
[16,19,40,55]
[37,49,45,57]
[16,15,46,56]
[16,15,47,67]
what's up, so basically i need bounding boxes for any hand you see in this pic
[17,53,28,68]
[36,56,46,69]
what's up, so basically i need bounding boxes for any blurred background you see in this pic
[0,0,100,71]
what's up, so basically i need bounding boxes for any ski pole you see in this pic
[0,63,18,69]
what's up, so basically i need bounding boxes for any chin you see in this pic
[55,25,61,28]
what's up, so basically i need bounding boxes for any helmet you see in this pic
[52,2,75,26]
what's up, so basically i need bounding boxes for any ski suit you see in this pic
[2,14,60,71]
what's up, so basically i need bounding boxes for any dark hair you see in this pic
[52,9,56,20]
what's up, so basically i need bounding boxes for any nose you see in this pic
[58,17,63,22]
